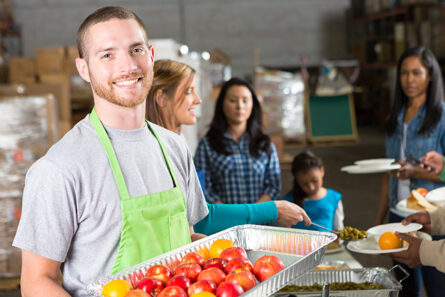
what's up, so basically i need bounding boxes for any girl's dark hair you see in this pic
[386,46,444,136]
[206,77,271,158]
[291,151,323,206]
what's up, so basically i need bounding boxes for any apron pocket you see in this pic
[169,212,191,250]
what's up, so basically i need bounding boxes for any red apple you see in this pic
[188,279,217,296]
[137,278,164,297]
[174,263,202,282]
[125,289,151,297]
[220,247,248,263]
[166,275,191,292]
[224,258,253,274]
[225,269,256,292]
[157,285,188,297]
[204,258,227,271]
[198,267,226,286]
[145,265,172,285]
[216,282,244,297]
[253,255,285,282]
[180,252,205,267]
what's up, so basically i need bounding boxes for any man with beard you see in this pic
[13,6,208,297]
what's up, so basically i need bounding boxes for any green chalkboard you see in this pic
[306,94,358,142]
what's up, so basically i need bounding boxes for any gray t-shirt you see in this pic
[13,116,208,297]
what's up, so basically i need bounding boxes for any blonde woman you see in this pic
[147,59,311,234]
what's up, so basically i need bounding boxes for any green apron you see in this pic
[90,108,191,274]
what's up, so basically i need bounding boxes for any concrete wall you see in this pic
[11,0,349,77]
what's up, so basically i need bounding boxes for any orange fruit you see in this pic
[102,279,133,297]
[378,232,403,250]
[191,292,217,297]
[416,187,428,196]
[197,246,210,261]
[209,239,234,258]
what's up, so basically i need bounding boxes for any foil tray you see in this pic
[273,267,403,297]
[87,224,336,296]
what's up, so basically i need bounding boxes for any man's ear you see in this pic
[75,57,90,83]
[155,89,167,108]
[149,45,155,62]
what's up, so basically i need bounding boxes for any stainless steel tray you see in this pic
[87,224,336,296]
[273,267,404,297]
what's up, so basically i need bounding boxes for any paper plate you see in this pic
[395,199,419,215]
[347,231,431,255]
[367,222,422,237]
[426,187,445,203]
[354,158,395,167]
[340,164,401,174]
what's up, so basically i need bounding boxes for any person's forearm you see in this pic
[411,167,443,182]
[21,276,69,297]
[419,239,445,273]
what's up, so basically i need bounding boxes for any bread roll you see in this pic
[407,190,437,211]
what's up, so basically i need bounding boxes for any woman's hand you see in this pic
[421,151,444,174]
[390,161,413,179]
[274,200,311,227]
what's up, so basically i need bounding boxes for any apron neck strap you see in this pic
[145,120,180,188]
[90,108,130,200]
[89,108,180,199]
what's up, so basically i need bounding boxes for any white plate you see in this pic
[395,199,419,215]
[340,164,401,174]
[346,231,432,254]
[426,187,445,203]
[354,158,395,167]
[367,222,422,237]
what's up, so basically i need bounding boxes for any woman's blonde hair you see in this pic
[146,59,196,128]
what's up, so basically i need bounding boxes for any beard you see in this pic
[89,70,152,108]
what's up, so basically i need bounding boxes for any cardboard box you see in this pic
[9,57,36,84]
[64,46,79,75]
[35,47,66,76]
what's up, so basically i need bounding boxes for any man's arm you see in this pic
[21,250,69,297]
[190,226,206,241]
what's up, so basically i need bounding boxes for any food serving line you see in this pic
[94,158,438,296]
[89,223,414,296]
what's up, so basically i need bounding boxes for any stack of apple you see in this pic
[102,239,285,297]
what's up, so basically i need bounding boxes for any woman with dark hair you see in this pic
[282,151,344,232]
[194,77,281,204]
[147,60,310,235]
[377,46,445,297]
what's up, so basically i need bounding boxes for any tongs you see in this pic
[311,222,337,234]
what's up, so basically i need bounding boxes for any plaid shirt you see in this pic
[194,133,281,204]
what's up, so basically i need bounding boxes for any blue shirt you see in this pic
[193,169,278,235]
[194,133,281,204]
[282,189,342,232]
[386,103,445,211]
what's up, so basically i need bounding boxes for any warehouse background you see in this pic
[11,0,349,77]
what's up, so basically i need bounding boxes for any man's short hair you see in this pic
[77,6,148,59]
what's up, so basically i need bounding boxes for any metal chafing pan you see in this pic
[273,266,407,297]
[87,224,336,296]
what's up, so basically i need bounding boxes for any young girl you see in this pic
[282,151,344,232]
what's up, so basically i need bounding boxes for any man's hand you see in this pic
[388,232,422,268]
[421,151,444,174]
[274,200,311,227]
[402,211,431,234]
